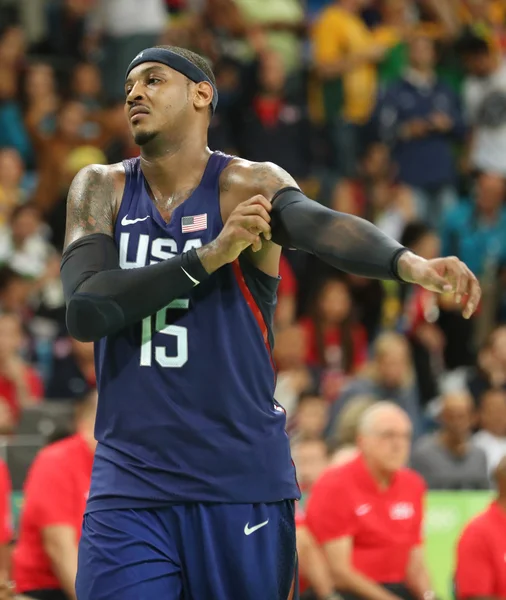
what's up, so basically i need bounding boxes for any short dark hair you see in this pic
[400,222,434,249]
[154,45,216,88]
[455,31,490,57]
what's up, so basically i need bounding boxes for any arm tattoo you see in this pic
[64,164,116,249]
[248,162,299,201]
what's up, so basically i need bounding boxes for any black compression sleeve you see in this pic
[270,187,408,281]
[61,233,209,342]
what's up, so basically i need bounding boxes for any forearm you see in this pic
[61,233,222,342]
[270,188,407,280]
[405,568,433,600]
[334,567,398,600]
[46,544,78,600]
[12,377,33,408]
[318,50,380,77]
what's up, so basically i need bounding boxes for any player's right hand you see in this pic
[215,195,272,262]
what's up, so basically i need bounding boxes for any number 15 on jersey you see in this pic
[140,299,189,368]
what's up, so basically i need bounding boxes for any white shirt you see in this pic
[0,228,53,278]
[90,0,168,37]
[473,430,506,475]
[463,62,506,175]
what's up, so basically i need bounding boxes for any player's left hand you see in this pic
[397,252,481,319]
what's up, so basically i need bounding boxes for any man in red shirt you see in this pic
[13,391,97,600]
[455,454,506,600]
[306,402,433,600]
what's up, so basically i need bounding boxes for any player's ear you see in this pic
[193,81,213,113]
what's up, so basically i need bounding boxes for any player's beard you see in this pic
[133,129,158,146]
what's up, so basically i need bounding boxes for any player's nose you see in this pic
[126,81,146,104]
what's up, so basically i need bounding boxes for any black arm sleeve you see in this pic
[61,233,209,342]
[270,187,408,281]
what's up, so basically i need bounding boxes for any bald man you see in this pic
[455,455,506,600]
[306,403,433,600]
[411,391,489,490]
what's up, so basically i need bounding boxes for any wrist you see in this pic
[395,249,425,283]
[197,241,228,275]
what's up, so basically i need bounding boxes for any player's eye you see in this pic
[148,77,161,85]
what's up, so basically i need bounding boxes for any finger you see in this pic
[452,263,468,304]
[241,194,272,212]
[251,235,262,253]
[238,203,271,224]
[242,215,271,238]
[462,270,481,319]
[426,270,453,294]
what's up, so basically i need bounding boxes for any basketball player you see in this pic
[60,46,480,600]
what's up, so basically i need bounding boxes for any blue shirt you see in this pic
[441,202,506,277]
[378,75,466,188]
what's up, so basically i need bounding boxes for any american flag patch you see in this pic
[181,213,207,233]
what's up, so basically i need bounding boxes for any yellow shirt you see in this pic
[313,6,377,124]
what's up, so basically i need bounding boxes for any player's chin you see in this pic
[133,128,158,146]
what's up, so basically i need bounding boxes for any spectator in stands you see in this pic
[88,0,168,102]
[473,388,506,476]
[71,62,103,113]
[296,505,339,600]
[237,49,312,181]
[0,312,43,432]
[274,324,315,423]
[23,63,59,140]
[300,277,368,373]
[0,203,55,279]
[400,222,444,404]
[43,0,96,62]
[377,35,465,225]
[307,403,433,600]
[291,437,328,501]
[411,391,490,489]
[458,32,506,177]
[455,454,506,600]
[0,148,26,226]
[234,0,305,75]
[0,26,33,167]
[467,326,506,404]
[45,339,95,401]
[327,333,422,438]
[13,390,97,600]
[313,0,387,176]
[327,394,376,449]
[292,393,328,443]
[441,172,506,279]
[332,143,416,241]
[0,267,31,315]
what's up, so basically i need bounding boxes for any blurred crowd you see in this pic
[0,0,506,597]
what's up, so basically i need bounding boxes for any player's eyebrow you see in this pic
[125,65,167,86]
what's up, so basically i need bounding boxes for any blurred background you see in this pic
[0,0,505,598]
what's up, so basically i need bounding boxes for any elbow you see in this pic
[66,294,122,342]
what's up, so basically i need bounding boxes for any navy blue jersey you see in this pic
[87,152,299,511]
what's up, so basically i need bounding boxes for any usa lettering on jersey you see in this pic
[119,233,203,269]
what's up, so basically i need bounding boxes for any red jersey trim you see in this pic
[231,259,275,373]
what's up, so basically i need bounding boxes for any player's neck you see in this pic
[140,136,211,198]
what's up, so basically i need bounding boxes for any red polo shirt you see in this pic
[0,460,13,544]
[13,434,94,593]
[455,502,506,600]
[306,454,425,583]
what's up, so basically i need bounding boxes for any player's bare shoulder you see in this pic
[220,158,299,209]
[64,162,126,249]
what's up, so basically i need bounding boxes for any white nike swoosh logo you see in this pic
[244,520,269,535]
[121,215,150,226]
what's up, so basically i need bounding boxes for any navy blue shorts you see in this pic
[76,500,298,600]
